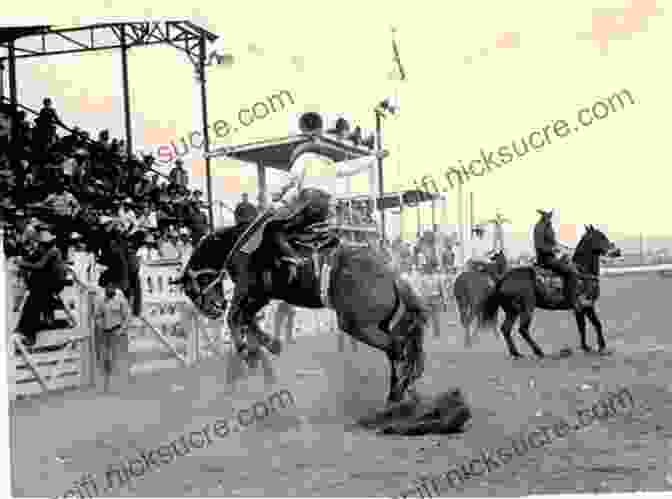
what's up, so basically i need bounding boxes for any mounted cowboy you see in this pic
[533,209,580,311]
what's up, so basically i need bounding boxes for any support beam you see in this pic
[375,111,386,241]
[198,36,215,230]
[257,162,267,210]
[120,27,133,158]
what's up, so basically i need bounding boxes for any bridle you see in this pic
[178,266,228,318]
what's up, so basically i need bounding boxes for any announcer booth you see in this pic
[206,113,385,244]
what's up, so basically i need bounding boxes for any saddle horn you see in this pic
[298,112,323,134]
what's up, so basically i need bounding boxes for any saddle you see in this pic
[531,263,599,306]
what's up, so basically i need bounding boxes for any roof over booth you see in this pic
[206,133,376,172]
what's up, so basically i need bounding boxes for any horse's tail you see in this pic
[395,278,430,380]
[473,277,502,333]
[453,272,474,330]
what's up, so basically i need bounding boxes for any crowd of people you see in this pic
[1,98,209,347]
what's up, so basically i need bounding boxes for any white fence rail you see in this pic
[601,264,672,276]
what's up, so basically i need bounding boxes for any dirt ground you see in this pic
[9,273,672,497]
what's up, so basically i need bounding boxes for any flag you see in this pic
[389,27,406,81]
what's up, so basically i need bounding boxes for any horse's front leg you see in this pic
[585,306,607,352]
[226,290,267,363]
[574,309,591,353]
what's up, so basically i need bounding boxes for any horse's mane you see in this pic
[187,224,242,271]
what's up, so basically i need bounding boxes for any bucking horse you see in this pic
[458,225,621,358]
[175,211,431,404]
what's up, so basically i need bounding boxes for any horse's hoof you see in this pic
[598,348,613,357]
[511,353,524,360]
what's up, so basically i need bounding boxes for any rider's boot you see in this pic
[565,271,581,311]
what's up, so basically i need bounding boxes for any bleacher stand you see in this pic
[0,98,205,348]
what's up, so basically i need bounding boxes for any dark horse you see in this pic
[469,226,620,358]
[177,219,431,404]
[453,249,508,347]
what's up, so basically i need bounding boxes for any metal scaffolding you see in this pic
[0,21,220,228]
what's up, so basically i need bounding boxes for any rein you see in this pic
[204,211,276,294]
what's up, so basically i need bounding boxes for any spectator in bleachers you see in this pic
[34,98,61,149]
[44,182,80,218]
[169,158,188,189]
[176,227,192,256]
[117,198,138,233]
[158,230,180,260]
[137,203,158,232]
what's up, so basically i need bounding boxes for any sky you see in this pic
[2,0,669,244]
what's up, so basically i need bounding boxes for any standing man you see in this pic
[94,283,131,393]
[234,193,258,225]
[533,209,580,310]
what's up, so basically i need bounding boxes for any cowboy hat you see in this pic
[38,231,56,243]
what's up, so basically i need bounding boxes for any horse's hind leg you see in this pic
[386,351,402,404]
[574,309,591,353]
[345,324,404,403]
[500,309,521,358]
[343,321,395,354]
[517,308,544,358]
[585,306,607,352]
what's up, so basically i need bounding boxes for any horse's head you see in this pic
[175,227,240,320]
[581,225,621,258]
[177,266,229,320]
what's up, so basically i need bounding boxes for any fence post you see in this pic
[79,289,96,388]
[185,305,199,365]
[2,227,17,401]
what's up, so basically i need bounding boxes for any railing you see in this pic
[6,262,96,399]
